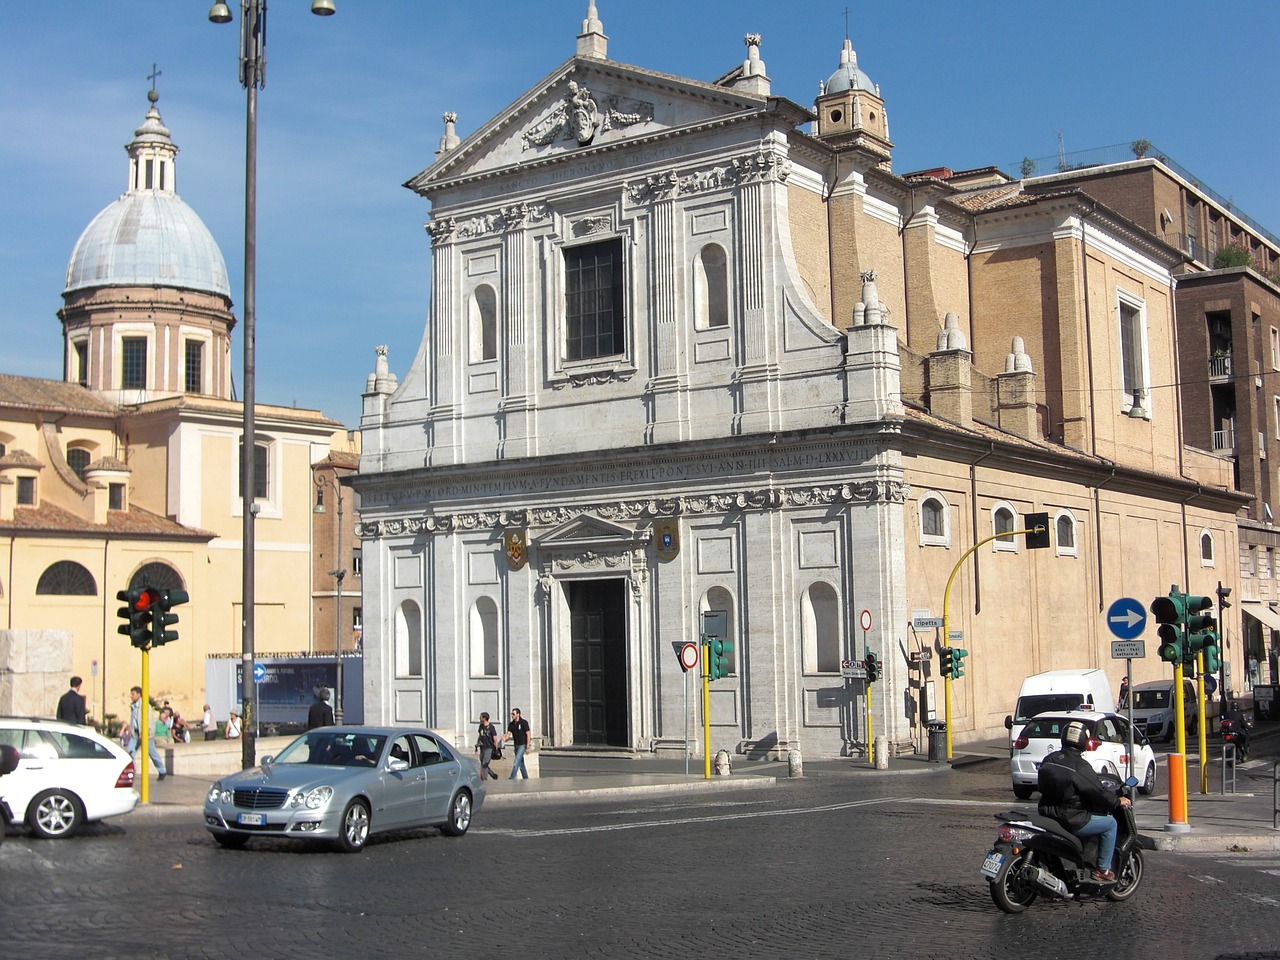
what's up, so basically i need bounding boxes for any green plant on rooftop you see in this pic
[1214,244,1255,269]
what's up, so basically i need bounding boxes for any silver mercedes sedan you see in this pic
[203,726,484,852]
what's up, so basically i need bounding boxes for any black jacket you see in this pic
[307,700,335,730]
[56,688,87,726]
[1037,748,1118,830]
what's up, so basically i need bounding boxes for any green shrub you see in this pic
[1214,244,1255,269]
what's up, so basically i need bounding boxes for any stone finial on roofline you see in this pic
[577,1,607,59]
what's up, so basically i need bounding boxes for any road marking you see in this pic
[482,796,904,837]
[1245,893,1280,907]
[1190,875,1224,884]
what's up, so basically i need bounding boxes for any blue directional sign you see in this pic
[253,662,267,683]
[1106,597,1147,640]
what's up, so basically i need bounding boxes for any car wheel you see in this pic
[1012,783,1034,800]
[1139,761,1157,796]
[441,790,472,837]
[335,799,370,853]
[212,831,249,849]
[27,789,84,839]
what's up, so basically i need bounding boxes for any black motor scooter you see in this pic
[981,775,1156,913]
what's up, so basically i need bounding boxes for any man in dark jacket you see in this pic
[1037,719,1131,881]
[56,676,87,725]
[307,688,335,730]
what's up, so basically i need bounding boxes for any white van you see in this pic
[1121,678,1215,742]
[1004,668,1117,739]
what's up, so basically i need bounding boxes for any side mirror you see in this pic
[388,757,409,773]
[1139,737,1150,748]
[261,755,275,765]
[1004,715,1013,730]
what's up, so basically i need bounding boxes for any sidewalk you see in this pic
[123,743,1280,852]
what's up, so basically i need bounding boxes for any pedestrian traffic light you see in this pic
[151,588,189,646]
[940,646,954,680]
[116,586,158,649]
[1151,587,1188,664]
[952,648,968,680]
[706,637,734,680]
[864,651,880,683]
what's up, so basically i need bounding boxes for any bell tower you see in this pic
[814,38,892,168]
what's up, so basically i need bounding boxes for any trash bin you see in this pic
[927,722,947,762]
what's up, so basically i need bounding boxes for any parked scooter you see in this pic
[0,743,19,848]
[981,774,1156,913]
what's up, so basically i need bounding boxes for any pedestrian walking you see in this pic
[307,688,335,730]
[127,686,167,780]
[476,712,501,780]
[1118,677,1128,707]
[202,704,217,741]
[56,676,88,726]
[503,708,531,780]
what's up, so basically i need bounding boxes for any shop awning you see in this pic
[1242,600,1280,633]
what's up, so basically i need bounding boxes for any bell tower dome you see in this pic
[814,38,893,168]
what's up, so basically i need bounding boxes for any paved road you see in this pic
[3,761,1279,959]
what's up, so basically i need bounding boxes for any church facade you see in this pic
[354,5,1244,757]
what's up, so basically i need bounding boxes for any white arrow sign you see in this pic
[1109,608,1143,630]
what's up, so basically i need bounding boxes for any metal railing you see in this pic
[1221,742,1237,794]
[1208,354,1233,379]
[1213,425,1236,452]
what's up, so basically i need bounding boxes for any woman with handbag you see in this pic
[476,712,501,780]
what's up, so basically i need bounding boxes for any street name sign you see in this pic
[841,659,868,679]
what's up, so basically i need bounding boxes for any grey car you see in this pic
[203,726,484,852]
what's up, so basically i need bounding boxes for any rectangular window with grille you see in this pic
[74,341,89,387]
[184,340,204,394]
[564,239,624,361]
[17,476,35,505]
[1118,298,1147,408]
[109,483,125,510]
[121,337,147,390]
[238,441,269,500]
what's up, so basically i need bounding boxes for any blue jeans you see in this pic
[128,737,166,776]
[508,744,528,779]
[1076,813,1118,871]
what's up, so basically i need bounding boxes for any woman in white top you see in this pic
[225,711,242,739]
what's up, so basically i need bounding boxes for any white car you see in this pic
[0,717,139,838]
[1010,710,1157,800]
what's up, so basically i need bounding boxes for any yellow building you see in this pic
[0,91,347,727]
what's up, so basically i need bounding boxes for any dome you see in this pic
[64,191,230,298]
[824,38,876,95]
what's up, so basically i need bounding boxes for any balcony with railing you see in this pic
[1213,422,1236,453]
[1209,352,1233,380]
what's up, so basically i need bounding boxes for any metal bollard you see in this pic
[787,748,803,778]
[874,736,889,770]
[714,749,732,776]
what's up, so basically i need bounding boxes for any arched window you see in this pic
[238,440,270,500]
[67,448,91,482]
[36,561,97,596]
[1055,512,1078,557]
[1200,531,1215,566]
[469,284,498,363]
[920,494,948,546]
[694,244,729,329]
[395,600,423,677]
[993,503,1018,552]
[801,581,840,673]
[470,596,499,677]
[700,586,737,675]
[129,563,184,592]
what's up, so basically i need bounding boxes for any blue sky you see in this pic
[2,1,1277,429]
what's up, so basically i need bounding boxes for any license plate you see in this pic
[980,851,1004,879]
[237,813,265,826]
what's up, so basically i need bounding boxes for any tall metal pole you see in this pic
[237,0,263,772]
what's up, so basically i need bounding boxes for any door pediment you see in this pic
[534,513,647,553]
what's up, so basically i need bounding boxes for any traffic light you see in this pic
[1151,587,1188,664]
[1203,636,1222,674]
[940,646,954,680]
[952,648,968,680]
[864,651,880,684]
[1184,594,1216,668]
[706,637,734,680]
[116,586,158,649]
[1025,512,1051,549]
[151,588,190,646]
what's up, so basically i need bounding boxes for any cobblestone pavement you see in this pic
[3,760,1280,959]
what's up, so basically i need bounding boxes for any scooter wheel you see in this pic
[1107,849,1144,902]
[989,851,1038,913]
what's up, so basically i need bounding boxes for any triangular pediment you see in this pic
[406,58,778,195]
[534,512,644,550]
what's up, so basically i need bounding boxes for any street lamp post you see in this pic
[315,472,346,723]
[209,0,335,769]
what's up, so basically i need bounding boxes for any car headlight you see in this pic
[1150,712,1166,723]
[207,783,222,804]
[288,786,334,810]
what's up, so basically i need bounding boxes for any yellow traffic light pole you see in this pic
[139,646,151,805]
[942,524,1047,761]
[702,639,712,781]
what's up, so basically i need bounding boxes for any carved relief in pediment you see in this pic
[522,81,654,151]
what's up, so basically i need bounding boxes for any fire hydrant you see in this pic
[714,749,732,776]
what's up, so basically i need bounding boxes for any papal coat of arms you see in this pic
[654,519,680,562]
[504,530,528,570]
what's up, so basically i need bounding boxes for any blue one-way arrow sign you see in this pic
[1106,597,1147,640]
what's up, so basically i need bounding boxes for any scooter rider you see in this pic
[1222,700,1251,752]
[1036,720,1132,882]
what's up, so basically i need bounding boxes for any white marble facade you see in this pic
[354,17,914,758]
